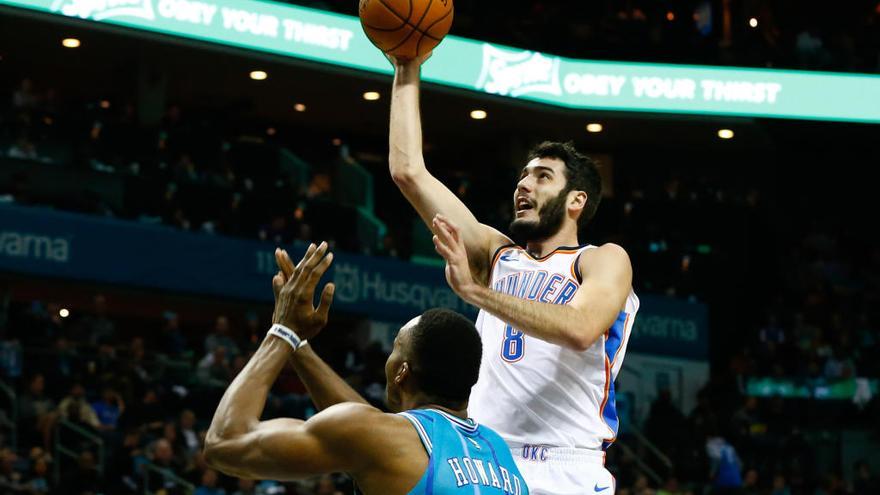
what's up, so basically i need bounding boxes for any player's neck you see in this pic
[403,396,469,419]
[419,403,469,420]
[524,228,580,258]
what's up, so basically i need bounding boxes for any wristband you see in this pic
[268,324,308,351]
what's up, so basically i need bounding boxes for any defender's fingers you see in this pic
[302,241,329,272]
[276,249,293,278]
[279,249,296,277]
[293,244,316,275]
[272,271,285,295]
[292,242,324,286]
[290,243,316,285]
[315,283,335,322]
[300,252,334,296]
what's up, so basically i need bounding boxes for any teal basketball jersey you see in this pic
[399,409,528,495]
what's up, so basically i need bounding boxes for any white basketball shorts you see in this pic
[511,443,616,495]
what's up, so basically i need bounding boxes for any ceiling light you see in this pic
[250,70,268,81]
[586,123,603,133]
[470,110,487,120]
[294,103,306,112]
[62,38,81,48]
[59,308,70,318]
[363,91,381,101]
[717,129,734,139]
[666,11,675,21]
[749,17,758,28]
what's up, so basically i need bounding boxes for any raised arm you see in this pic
[389,57,508,283]
[205,246,382,480]
[273,246,368,410]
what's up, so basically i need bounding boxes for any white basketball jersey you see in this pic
[469,244,639,451]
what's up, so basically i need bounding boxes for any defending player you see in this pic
[205,243,529,495]
[387,55,640,494]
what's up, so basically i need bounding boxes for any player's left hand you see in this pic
[432,214,479,302]
[271,243,335,341]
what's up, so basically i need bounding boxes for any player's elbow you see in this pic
[202,441,224,471]
[390,167,416,188]
[567,336,593,353]
[203,432,229,466]
[566,327,602,352]
[389,150,425,186]
[203,437,245,477]
[203,429,237,471]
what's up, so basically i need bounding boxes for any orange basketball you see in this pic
[359,0,454,60]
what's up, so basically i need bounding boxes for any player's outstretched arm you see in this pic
[272,246,368,410]
[206,246,382,480]
[433,215,632,351]
[204,335,375,480]
[389,56,509,284]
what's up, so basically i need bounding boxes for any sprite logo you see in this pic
[476,44,562,97]
[50,0,155,21]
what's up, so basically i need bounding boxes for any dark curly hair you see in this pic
[528,141,603,228]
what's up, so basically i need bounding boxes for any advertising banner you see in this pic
[2,0,879,122]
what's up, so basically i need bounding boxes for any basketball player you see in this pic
[205,243,529,495]
[387,55,640,494]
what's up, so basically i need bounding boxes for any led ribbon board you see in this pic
[3,0,879,122]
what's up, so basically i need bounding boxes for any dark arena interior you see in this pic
[0,1,879,494]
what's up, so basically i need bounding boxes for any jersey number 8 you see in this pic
[501,324,525,362]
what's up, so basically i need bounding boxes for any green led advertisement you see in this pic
[2,0,879,123]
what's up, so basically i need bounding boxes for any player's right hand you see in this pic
[271,243,335,341]
[387,50,433,69]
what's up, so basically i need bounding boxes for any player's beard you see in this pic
[509,189,568,244]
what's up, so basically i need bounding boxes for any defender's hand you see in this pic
[432,214,479,303]
[272,244,315,313]
[271,243,335,341]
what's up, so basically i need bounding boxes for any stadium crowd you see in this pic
[2,74,786,299]
[295,0,880,74]
[0,257,877,494]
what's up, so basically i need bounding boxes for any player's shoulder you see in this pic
[580,242,630,263]
[308,404,422,453]
[579,242,632,274]
[306,403,399,438]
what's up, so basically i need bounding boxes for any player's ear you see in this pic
[568,190,587,213]
[394,361,411,385]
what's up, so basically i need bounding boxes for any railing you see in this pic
[142,462,195,495]
[0,379,17,450]
[53,419,104,483]
[615,424,675,486]
[628,424,674,471]
[616,439,665,485]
